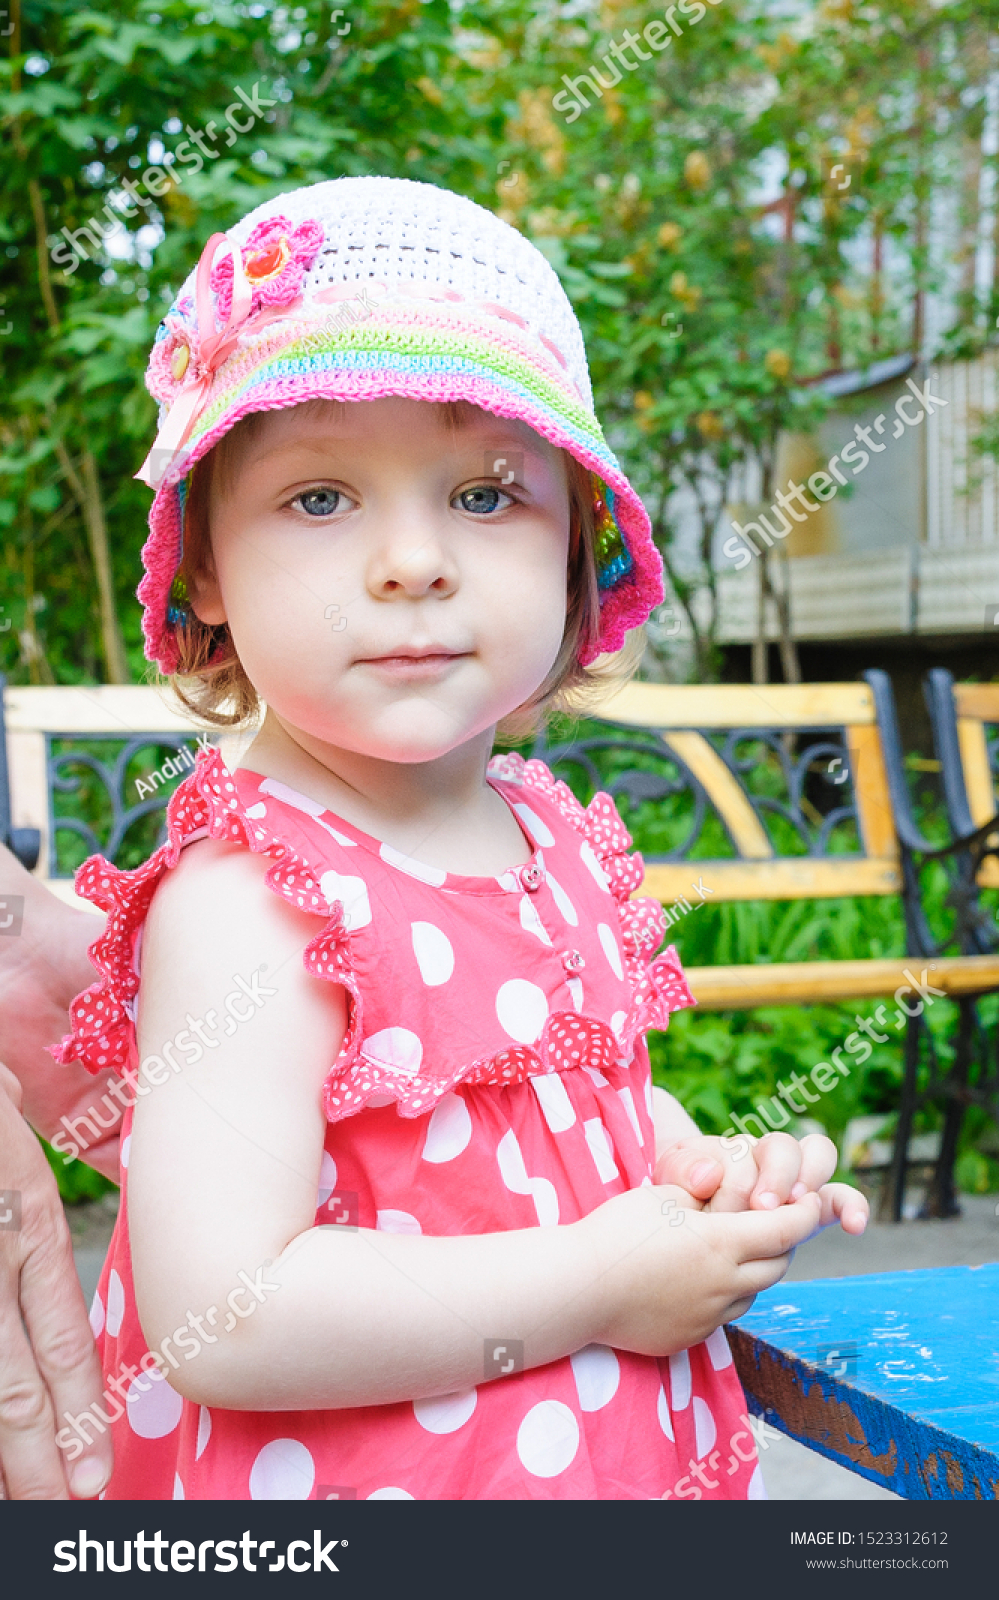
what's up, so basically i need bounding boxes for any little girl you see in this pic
[54,176,866,1501]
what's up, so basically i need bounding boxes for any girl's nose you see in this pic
[367,523,458,601]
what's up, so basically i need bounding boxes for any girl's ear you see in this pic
[186,566,227,627]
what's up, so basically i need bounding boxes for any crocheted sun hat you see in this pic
[136,175,663,672]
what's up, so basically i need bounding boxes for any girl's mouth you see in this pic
[358,647,471,680]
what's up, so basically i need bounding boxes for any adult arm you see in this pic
[0,842,120,1179]
[0,1064,111,1498]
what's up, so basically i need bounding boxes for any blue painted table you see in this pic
[727,1264,999,1500]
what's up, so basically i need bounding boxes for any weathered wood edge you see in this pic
[727,1323,999,1501]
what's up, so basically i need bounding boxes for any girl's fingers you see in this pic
[653,1142,724,1199]
[747,1132,805,1210]
[791,1134,839,1198]
[727,1190,823,1263]
[815,1182,869,1235]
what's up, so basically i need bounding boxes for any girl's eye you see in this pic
[453,484,515,515]
[293,487,347,517]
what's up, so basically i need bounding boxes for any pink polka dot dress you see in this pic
[54,749,761,1501]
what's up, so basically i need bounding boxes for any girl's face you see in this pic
[189,398,572,764]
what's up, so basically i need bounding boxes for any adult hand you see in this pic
[0,1063,111,1498]
[0,845,119,1178]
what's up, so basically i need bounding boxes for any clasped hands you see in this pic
[654,1130,869,1236]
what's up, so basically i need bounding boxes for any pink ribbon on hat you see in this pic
[135,232,253,490]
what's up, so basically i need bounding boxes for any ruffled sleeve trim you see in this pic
[48,750,364,1113]
[489,752,696,1042]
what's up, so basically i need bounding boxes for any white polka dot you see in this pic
[704,1325,734,1370]
[747,1463,767,1499]
[119,1133,131,1170]
[570,1345,620,1411]
[497,1128,560,1226]
[361,1027,423,1077]
[89,1290,105,1337]
[657,1384,674,1440]
[669,1350,691,1411]
[580,841,610,891]
[173,1472,185,1499]
[421,1092,473,1163]
[597,923,624,980]
[413,1389,478,1434]
[496,869,521,892]
[616,1086,643,1147]
[693,1395,717,1458]
[379,841,447,886]
[567,977,584,1011]
[249,1438,316,1500]
[496,978,548,1044]
[367,1486,414,1499]
[196,1406,212,1460]
[516,1400,580,1478]
[519,895,552,945]
[376,1209,422,1234]
[582,1064,609,1088]
[546,872,578,926]
[611,1010,627,1043]
[317,1151,338,1207]
[245,802,267,819]
[106,1269,125,1338]
[411,921,454,986]
[512,802,555,847]
[320,871,371,931]
[125,1370,183,1439]
[531,1072,576,1133]
[583,1117,619,1183]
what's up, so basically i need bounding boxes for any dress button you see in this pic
[520,862,544,892]
[562,949,585,973]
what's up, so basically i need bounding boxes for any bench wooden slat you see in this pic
[662,732,774,859]
[729,1265,999,1499]
[641,856,902,904]
[3,684,205,734]
[594,680,877,730]
[685,954,999,1010]
[952,683,999,721]
[846,721,899,861]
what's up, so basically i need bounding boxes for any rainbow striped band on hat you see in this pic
[136,177,663,672]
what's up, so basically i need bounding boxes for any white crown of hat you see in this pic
[181,175,593,408]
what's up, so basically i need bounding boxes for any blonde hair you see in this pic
[166,400,641,736]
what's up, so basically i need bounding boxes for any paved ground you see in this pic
[69,1191,999,1500]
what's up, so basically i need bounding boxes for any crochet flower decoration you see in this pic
[146,296,197,406]
[210,213,324,322]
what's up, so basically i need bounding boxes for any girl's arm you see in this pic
[128,839,611,1409]
[128,841,825,1411]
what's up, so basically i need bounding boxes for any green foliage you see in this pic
[40,1133,115,1202]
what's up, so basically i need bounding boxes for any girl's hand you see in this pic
[654,1131,868,1235]
[583,1183,824,1358]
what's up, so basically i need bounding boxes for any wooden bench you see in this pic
[0,678,246,909]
